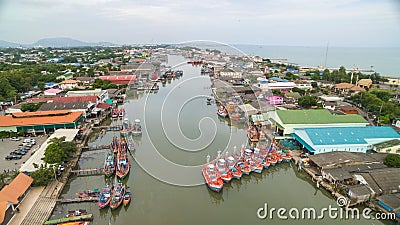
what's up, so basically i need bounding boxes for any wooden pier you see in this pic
[92,125,123,131]
[57,197,99,204]
[82,144,111,152]
[71,168,104,176]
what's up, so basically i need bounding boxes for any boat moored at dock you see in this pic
[98,184,113,209]
[202,164,224,192]
[131,119,142,136]
[110,182,126,210]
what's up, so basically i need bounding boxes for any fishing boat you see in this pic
[237,149,253,175]
[123,190,131,206]
[250,148,263,173]
[110,182,126,210]
[217,105,228,118]
[174,70,183,76]
[283,151,293,162]
[98,184,113,209]
[104,152,115,177]
[238,160,251,175]
[250,159,264,173]
[111,136,119,154]
[65,209,87,218]
[215,158,232,183]
[111,109,119,118]
[132,119,142,136]
[58,222,91,225]
[247,125,260,142]
[202,164,223,192]
[116,142,130,179]
[261,158,271,169]
[118,108,125,117]
[269,155,277,166]
[277,153,283,163]
[76,189,99,198]
[227,156,242,179]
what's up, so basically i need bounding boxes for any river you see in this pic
[51,55,387,225]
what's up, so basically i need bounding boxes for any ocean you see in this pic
[235,45,400,77]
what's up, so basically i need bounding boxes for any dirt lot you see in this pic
[0,136,47,172]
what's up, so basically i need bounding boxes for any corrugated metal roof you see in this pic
[302,126,400,145]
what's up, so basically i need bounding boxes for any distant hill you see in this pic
[0,37,117,48]
[0,40,22,48]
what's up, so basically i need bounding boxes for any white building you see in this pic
[66,89,109,103]
[219,68,242,79]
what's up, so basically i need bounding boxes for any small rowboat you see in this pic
[123,190,131,206]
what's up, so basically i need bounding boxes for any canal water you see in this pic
[52,55,387,225]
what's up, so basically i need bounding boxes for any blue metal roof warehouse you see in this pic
[292,126,400,154]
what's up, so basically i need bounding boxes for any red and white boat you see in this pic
[227,156,242,179]
[215,158,232,183]
[202,164,223,192]
[116,141,130,179]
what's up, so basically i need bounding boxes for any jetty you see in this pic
[82,144,111,152]
[43,214,93,225]
[71,168,104,176]
[92,125,123,131]
[57,197,99,204]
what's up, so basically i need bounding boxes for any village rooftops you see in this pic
[308,152,387,169]
[26,96,98,103]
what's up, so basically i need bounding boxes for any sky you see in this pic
[0,0,399,47]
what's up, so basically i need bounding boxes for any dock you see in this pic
[82,144,111,152]
[43,214,93,225]
[93,125,123,131]
[57,197,99,204]
[71,168,104,176]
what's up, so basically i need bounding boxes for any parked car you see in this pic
[6,154,21,160]
[25,144,33,148]
[10,137,20,141]
[21,147,30,151]
[12,150,25,155]
[18,148,29,153]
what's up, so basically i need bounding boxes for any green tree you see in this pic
[298,95,318,108]
[30,164,54,186]
[311,71,320,80]
[43,143,67,164]
[20,103,42,112]
[322,69,331,81]
[0,76,18,100]
[384,154,400,168]
[37,81,46,91]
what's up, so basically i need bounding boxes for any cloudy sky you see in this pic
[0,0,399,46]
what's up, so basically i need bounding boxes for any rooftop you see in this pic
[377,193,400,209]
[38,102,90,111]
[276,109,367,124]
[0,110,82,127]
[309,152,386,168]
[26,96,98,103]
[298,126,400,145]
[0,173,33,204]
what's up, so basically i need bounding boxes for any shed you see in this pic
[238,104,258,116]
